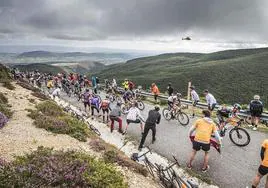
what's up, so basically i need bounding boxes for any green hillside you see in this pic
[95,47,268,106]
[13,63,65,75]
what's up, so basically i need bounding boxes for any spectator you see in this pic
[204,89,217,111]
[252,139,268,188]
[187,110,221,172]
[109,103,123,133]
[167,83,174,96]
[123,102,145,135]
[151,83,160,103]
[82,89,91,112]
[190,86,200,118]
[249,95,264,131]
[138,105,161,150]
[51,86,61,99]
[100,96,111,123]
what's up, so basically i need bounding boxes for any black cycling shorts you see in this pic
[127,119,141,124]
[258,165,268,176]
[193,141,210,152]
[251,111,262,118]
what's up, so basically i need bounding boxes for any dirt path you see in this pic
[0,82,160,188]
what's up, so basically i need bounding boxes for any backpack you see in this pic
[250,100,263,113]
[101,100,109,109]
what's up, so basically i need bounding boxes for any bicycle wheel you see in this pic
[137,100,145,111]
[162,108,172,121]
[229,127,250,147]
[89,124,101,136]
[176,112,189,126]
[144,159,157,177]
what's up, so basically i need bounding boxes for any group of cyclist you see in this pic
[10,68,267,187]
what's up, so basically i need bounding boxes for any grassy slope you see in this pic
[13,63,65,74]
[96,48,268,106]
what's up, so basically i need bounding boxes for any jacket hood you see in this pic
[203,117,214,124]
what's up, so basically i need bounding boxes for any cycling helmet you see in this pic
[233,103,241,110]
[86,88,89,92]
[176,93,182,97]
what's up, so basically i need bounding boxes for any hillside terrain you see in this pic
[13,63,65,75]
[96,47,268,106]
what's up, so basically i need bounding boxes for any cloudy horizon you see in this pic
[1,0,268,53]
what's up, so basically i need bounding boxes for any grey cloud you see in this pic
[0,0,267,42]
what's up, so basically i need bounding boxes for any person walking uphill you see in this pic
[151,83,160,103]
[138,105,161,151]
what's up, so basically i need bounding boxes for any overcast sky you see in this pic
[0,0,268,53]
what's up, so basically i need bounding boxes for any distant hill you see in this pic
[96,47,268,106]
[13,63,65,75]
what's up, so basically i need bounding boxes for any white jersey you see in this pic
[52,88,61,96]
[168,95,177,102]
[191,90,200,101]
[206,93,217,106]
[126,107,145,122]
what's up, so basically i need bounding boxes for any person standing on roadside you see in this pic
[167,83,174,96]
[190,86,200,118]
[151,83,160,103]
[187,110,221,172]
[109,102,123,133]
[138,105,161,150]
[252,139,268,188]
[82,88,91,113]
[204,90,217,111]
[249,95,264,131]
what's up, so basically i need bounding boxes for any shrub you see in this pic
[28,101,92,142]
[0,147,127,188]
[2,80,15,90]
[31,92,49,100]
[16,81,39,92]
[0,92,8,104]
[0,104,13,119]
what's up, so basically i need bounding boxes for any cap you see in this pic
[189,86,195,89]
[155,105,160,111]
[204,89,209,93]
[254,95,260,100]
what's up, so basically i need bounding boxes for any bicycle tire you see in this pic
[89,124,101,136]
[176,112,189,126]
[162,108,172,121]
[137,100,145,111]
[144,159,157,177]
[229,127,250,147]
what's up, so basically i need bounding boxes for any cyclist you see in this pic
[187,110,221,172]
[128,80,135,92]
[252,139,268,188]
[204,89,217,111]
[74,81,81,95]
[123,102,145,135]
[122,79,129,91]
[109,102,123,133]
[138,105,161,151]
[249,95,263,131]
[82,89,91,112]
[123,89,133,103]
[91,76,97,94]
[100,95,111,123]
[90,95,101,119]
[167,93,176,110]
[189,86,200,118]
[216,104,241,136]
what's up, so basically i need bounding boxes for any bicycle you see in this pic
[131,147,158,177]
[162,107,189,126]
[216,118,250,147]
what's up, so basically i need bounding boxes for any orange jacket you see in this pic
[151,85,160,95]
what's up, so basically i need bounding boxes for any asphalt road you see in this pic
[60,91,267,188]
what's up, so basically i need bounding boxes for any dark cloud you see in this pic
[0,0,267,43]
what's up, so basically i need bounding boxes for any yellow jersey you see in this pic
[194,118,217,144]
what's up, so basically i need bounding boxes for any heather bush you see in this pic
[28,101,92,141]
[0,147,127,188]
[0,92,12,119]
[0,92,8,104]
